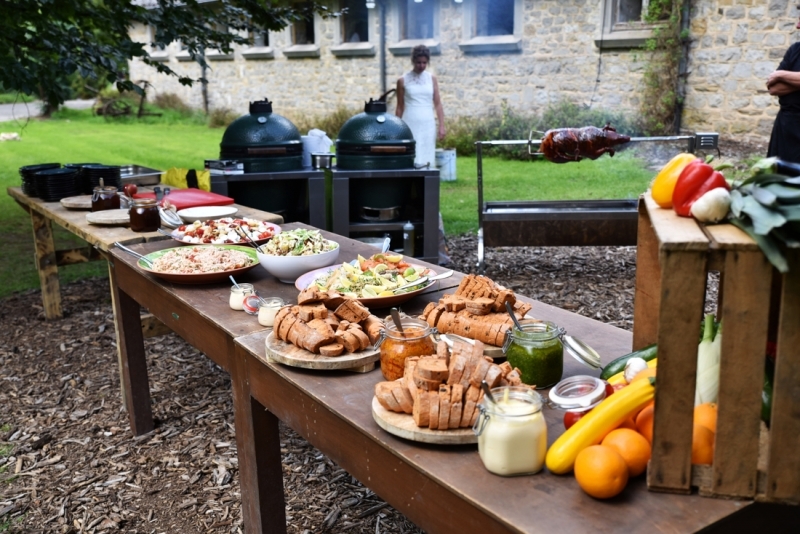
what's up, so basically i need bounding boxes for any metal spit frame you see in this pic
[476,132,720,272]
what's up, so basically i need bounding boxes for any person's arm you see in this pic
[432,75,445,140]
[767,70,800,95]
[395,77,405,118]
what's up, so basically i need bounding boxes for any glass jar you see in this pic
[473,386,547,476]
[229,283,254,311]
[258,297,285,327]
[91,185,120,212]
[129,198,160,232]
[502,320,564,388]
[376,317,436,381]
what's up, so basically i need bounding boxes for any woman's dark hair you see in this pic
[411,44,430,62]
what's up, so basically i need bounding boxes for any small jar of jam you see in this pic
[129,198,160,232]
[91,186,120,212]
[376,316,436,381]
[502,320,564,388]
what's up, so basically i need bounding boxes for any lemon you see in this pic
[385,254,403,263]
[362,286,378,297]
[379,290,394,297]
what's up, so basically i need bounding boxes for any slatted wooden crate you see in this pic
[632,194,800,503]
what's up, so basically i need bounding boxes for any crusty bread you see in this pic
[436,339,450,362]
[319,343,344,357]
[322,290,346,309]
[426,305,445,328]
[339,331,360,353]
[273,307,291,335]
[375,382,402,412]
[362,315,384,345]
[298,303,327,322]
[506,368,524,386]
[421,302,437,319]
[307,318,335,338]
[413,373,441,392]
[448,384,464,429]
[459,351,480,391]
[349,328,371,351]
[416,357,448,382]
[428,391,440,430]
[278,313,297,341]
[498,361,513,376]
[298,286,327,305]
[336,320,351,331]
[412,387,431,427]
[334,299,370,323]
[323,315,340,329]
[483,363,504,389]
[446,352,467,386]
[392,382,414,414]
[469,358,491,388]
[438,385,451,430]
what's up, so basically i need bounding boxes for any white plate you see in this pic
[177,206,239,223]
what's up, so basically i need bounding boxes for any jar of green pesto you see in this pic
[503,320,565,389]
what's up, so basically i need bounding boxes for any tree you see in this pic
[0,0,334,109]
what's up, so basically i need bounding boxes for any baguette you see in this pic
[322,290,346,309]
[426,305,445,328]
[298,303,327,322]
[421,302,437,320]
[298,286,326,305]
[337,320,351,332]
[459,352,480,391]
[339,331,360,353]
[334,299,371,323]
[483,363,504,389]
[307,318,335,338]
[273,307,291,335]
[278,313,298,341]
[438,385,451,430]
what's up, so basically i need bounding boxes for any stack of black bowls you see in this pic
[19,163,61,197]
[35,167,82,202]
[82,164,122,193]
[64,163,102,194]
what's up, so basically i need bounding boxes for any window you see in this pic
[292,15,315,45]
[401,0,434,40]
[253,30,270,47]
[284,2,320,58]
[341,0,368,43]
[597,0,659,48]
[147,26,169,62]
[475,0,513,37]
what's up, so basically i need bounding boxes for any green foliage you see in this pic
[208,107,240,128]
[639,0,684,135]
[291,105,360,138]
[441,99,641,160]
[0,92,35,104]
[152,93,193,115]
[0,1,337,109]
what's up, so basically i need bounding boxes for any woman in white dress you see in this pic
[395,45,446,168]
[395,45,450,264]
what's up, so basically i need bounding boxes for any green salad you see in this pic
[263,229,337,256]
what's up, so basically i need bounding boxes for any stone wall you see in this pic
[128,0,800,141]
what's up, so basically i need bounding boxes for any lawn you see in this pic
[0,110,654,298]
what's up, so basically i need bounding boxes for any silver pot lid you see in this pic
[563,334,602,369]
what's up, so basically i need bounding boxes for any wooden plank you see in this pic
[55,246,102,266]
[30,209,62,319]
[709,248,771,498]
[633,196,661,350]
[647,248,708,494]
[642,193,708,251]
[766,248,800,504]
[141,313,172,338]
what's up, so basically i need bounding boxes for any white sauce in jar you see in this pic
[258,298,284,327]
[229,284,254,311]
[476,393,547,476]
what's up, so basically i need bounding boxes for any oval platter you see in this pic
[167,220,281,247]
[136,244,259,285]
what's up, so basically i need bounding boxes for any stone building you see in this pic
[128,0,800,141]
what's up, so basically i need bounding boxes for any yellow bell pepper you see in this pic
[650,153,697,208]
[546,377,655,474]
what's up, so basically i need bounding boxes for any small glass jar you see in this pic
[229,283,254,311]
[129,198,160,232]
[376,317,436,381]
[502,320,564,388]
[91,185,120,212]
[258,297,285,327]
[473,386,547,476]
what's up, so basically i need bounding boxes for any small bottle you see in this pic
[258,297,285,327]
[229,283,254,311]
[403,221,415,257]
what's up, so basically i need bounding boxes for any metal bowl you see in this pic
[360,205,400,222]
[311,152,335,169]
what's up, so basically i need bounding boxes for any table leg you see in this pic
[30,209,62,319]
[109,261,154,436]
[233,348,286,534]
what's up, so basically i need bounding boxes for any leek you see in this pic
[695,315,722,405]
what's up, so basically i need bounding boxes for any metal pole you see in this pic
[379,1,387,96]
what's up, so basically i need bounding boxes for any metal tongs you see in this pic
[235,226,265,254]
[159,199,183,229]
[114,242,154,268]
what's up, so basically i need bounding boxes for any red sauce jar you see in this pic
[91,186,120,212]
[377,317,436,381]
[129,198,160,232]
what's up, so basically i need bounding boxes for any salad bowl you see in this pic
[256,228,340,283]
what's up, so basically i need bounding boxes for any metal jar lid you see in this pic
[563,334,602,369]
[549,375,607,412]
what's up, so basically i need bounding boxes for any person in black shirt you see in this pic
[766,9,800,163]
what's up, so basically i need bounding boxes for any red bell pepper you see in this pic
[672,159,730,217]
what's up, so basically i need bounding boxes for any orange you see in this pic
[616,415,637,432]
[574,445,629,499]
[602,428,652,477]
[635,404,655,443]
[631,367,657,383]
[692,424,715,465]
[632,399,654,421]
[694,402,718,433]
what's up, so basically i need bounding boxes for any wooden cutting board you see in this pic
[371,397,478,445]
[60,195,93,210]
[86,209,130,226]
[265,331,379,372]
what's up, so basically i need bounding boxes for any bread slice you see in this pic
[436,339,450,363]
[413,373,441,392]
[272,307,291,335]
[298,285,326,305]
[426,306,445,328]
[334,299,370,323]
[498,361,513,376]
[322,290,346,310]
[339,331,360,353]
[446,352,467,386]
[278,313,298,341]
[362,315,384,345]
[323,314,340,329]
[336,320,350,331]
[448,384,464,429]
[375,382,402,412]
[460,386,481,428]
[307,318,335,338]
[412,387,431,427]
[483,363,504,389]
[438,385,451,430]
[392,383,414,414]
[349,328,371,351]
[319,343,344,357]
[428,390,441,430]
[469,357,492,388]
[506,368,524,386]
[298,303,327,322]
[416,357,449,382]
[421,302,437,320]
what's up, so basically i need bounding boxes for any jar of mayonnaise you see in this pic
[258,297,285,327]
[229,283,254,311]
[473,386,547,477]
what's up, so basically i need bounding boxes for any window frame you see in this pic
[458,0,522,54]
[330,0,375,57]
[388,0,441,57]
[596,0,659,49]
[147,25,169,62]
[242,28,275,60]
[283,4,321,58]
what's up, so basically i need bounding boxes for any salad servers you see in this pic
[235,226,266,254]
[391,269,454,294]
[114,242,154,268]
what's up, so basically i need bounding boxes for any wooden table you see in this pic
[7,186,283,320]
[106,223,462,436]
[231,300,764,534]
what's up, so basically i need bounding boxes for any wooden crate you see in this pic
[633,194,800,504]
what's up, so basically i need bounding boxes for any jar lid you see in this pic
[563,335,602,369]
[242,294,261,315]
[259,297,284,308]
[548,375,606,412]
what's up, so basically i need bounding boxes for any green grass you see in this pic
[0,92,35,105]
[0,110,653,298]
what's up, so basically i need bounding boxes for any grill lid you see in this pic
[220,98,302,157]
[336,98,415,152]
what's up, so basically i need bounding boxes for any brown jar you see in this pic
[129,198,160,232]
[91,186,120,212]
[377,317,436,381]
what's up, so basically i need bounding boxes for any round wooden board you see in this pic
[86,209,130,226]
[60,195,92,210]
[265,331,379,371]
[371,397,478,445]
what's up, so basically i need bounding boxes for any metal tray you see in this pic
[120,165,162,186]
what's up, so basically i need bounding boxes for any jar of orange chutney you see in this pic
[376,317,436,381]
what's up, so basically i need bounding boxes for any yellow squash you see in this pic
[606,357,658,385]
[546,377,656,474]
[650,153,697,208]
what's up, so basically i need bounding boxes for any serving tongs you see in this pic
[159,203,183,229]
[114,242,154,268]
[391,269,454,294]
[235,226,265,254]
